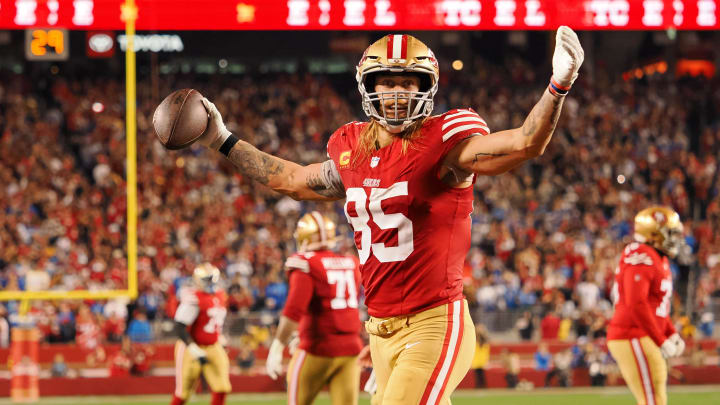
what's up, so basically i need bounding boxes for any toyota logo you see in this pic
[88,33,114,53]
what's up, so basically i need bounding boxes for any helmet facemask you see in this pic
[659,225,684,258]
[193,263,220,293]
[359,69,437,133]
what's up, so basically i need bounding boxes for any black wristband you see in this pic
[219,134,239,156]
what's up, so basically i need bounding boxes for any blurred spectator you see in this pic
[86,346,107,368]
[699,312,714,337]
[575,273,601,312]
[108,337,132,377]
[472,324,490,388]
[130,344,154,376]
[545,349,572,387]
[515,311,535,341]
[686,341,706,368]
[501,348,520,388]
[127,310,153,343]
[50,353,68,377]
[236,346,256,375]
[541,310,561,340]
[585,343,608,386]
[75,305,101,351]
[678,314,697,339]
[102,312,126,343]
[56,303,75,342]
[534,342,552,371]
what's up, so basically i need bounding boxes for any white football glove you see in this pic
[552,26,584,88]
[288,335,300,355]
[364,369,378,395]
[660,338,679,359]
[265,339,285,380]
[187,342,208,363]
[669,333,685,357]
[200,98,232,151]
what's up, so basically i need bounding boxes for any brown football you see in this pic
[153,88,208,150]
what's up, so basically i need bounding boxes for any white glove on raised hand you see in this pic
[660,338,679,358]
[187,342,208,363]
[669,333,686,356]
[552,26,584,88]
[200,98,233,151]
[265,339,285,380]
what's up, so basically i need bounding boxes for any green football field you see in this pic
[7,386,719,405]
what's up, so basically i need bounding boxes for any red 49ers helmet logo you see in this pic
[653,211,667,225]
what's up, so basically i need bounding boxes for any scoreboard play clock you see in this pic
[25,28,69,61]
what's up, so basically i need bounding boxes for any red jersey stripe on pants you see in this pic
[366,299,475,405]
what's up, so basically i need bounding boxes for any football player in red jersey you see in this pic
[265,211,363,405]
[170,263,230,405]
[608,207,686,405]
[172,27,584,404]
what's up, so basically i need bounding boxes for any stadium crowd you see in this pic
[0,55,719,357]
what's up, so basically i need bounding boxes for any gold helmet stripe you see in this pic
[310,211,327,243]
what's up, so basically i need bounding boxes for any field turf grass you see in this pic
[6,386,719,405]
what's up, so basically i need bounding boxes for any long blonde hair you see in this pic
[351,119,425,168]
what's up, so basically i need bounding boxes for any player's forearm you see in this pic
[174,321,193,345]
[225,139,301,195]
[225,141,343,201]
[274,315,299,346]
[519,89,564,158]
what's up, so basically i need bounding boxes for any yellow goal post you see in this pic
[0,0,139,312]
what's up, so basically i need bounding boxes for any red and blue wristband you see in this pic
[548,77,570,97]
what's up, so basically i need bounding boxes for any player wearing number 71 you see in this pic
[607,206,687,405]
[265,211,363,405]
[170,263,230,405]
[170,27,584,404]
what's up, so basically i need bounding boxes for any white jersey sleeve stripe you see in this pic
[445,110,479,120]
[442,116,487,131]
[285,256,310,272]
[442,124,490,142]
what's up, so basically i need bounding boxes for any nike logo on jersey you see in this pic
[405,342,421,350]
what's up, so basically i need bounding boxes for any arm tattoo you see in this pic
[472,152,509,163]
[226,141,284,185]
[523,93,563,137]
[522,109,538,137]
[547,94,563,132]
[307,160,345,198]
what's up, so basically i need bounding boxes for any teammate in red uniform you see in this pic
[265,211,363,405]
[608,206,686,405]
[170,27,584,404]
[170,263,230,405]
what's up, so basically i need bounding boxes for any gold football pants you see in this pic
[608,336,667,405]
[173,340,231,400]
[286,350,359,405]
[366,299,475,405]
